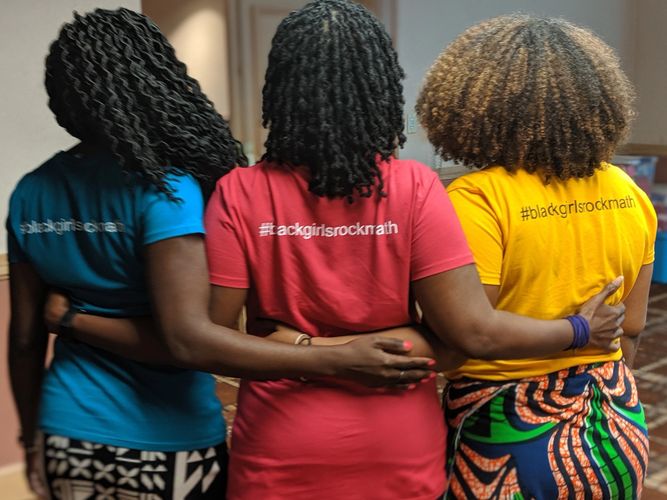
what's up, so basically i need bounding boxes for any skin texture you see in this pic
[617,264,653,368]
[44,262,625,370]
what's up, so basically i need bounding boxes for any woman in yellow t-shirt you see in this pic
[417,15,655,499]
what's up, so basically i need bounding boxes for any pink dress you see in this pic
[205,158,474,499]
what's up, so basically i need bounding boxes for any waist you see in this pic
[40,340,224,451]
[233,378,445,457]
[230,378,446,498]
[447,348,623,380]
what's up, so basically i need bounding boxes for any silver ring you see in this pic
[398,370,405,381]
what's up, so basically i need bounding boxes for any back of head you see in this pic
[45,8,245,196]
[417,14,635,180]
[262,0,405,199]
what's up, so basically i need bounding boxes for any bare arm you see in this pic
[44,235,436,386]
[266,325,464,372]
[8,263,49,498]
[8,263,49,451]
[619,264,652,368]
[44,293,169,365]
[412,264,624,360]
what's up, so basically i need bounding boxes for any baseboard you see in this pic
[0,253,7,281]
[0,462,34,499]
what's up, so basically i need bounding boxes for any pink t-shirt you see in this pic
[205,157,474,500]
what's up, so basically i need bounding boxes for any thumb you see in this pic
[588,276,624,309]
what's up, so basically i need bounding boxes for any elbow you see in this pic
[458,341,496,360]
[449,330,497,360]
[159,319,207,368]
[623,318,646,339]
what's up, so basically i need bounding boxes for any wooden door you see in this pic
[227,0,396,162]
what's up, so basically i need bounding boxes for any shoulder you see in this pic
[388,158,439,182]
[447,166,514,193]
[161,171,202,197]
[215,163,267,190]
[9,153,64,206]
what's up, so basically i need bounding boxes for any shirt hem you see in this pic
[144,225,205,246]
[447,351,623,381]
[39,424,226,452]
[411,255,475,282]
[209,275,250,288]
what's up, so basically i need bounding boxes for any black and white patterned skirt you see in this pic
[43,434,228,499]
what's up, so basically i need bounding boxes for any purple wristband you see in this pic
[564,315,590,350]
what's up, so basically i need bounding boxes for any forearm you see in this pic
[621,335,640,369]
[69,314,173,365]
[8,330,48,446]
[268,326,466,371]
[166,317,342,379]
[466,309,573,359]
[64,311,339,377]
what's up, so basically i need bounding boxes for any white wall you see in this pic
[396,0,637,165]
[0,0,141,252]
[632,0,667,145]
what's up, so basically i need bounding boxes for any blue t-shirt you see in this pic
[6,150,225,451]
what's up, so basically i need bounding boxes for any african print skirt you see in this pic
[43,434,228,500]
[443,361,648,499]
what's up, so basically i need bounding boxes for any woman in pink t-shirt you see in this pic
[42,1,624,499]
[203,2,624,498]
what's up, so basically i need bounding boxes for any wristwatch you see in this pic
[57,306,78,340]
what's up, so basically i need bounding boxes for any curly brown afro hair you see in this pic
[416,14,635,180]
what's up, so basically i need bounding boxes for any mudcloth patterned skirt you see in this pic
[43,434,228,500]
[444,361,648,499]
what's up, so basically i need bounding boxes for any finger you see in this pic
[615,313,626,327]
[373,337,413,354]
[586,276,624,311]
[612,327,624,339]
[383,354,437,370]
[392,369,437,384]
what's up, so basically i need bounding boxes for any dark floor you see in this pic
[636,284,667,499]
[216,284,667,498]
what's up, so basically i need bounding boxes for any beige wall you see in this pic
[0,0,141,255]
[632,0,667,146]
[0,0,141,470]
[396,0,638,167]
[142,0,231,118]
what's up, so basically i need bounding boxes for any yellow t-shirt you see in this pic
[447,164,657,380]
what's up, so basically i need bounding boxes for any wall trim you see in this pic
[0,462,31,498]
[0,254,7,281]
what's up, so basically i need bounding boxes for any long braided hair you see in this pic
[262,0,405,200]
[45,8,246,197]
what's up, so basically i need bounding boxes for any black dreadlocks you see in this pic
[45,7,246,198]
[262,0,405,200]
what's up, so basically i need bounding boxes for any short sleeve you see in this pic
[638,188,657,265]
[204,180,250,288]
[447,185,503,285]
[142,173,205,246]
[411,175,475,281]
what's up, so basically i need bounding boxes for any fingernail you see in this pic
[408,384,417,390]
[420,377,431,384]
[403,340,413,350]
[429,372,437,379]
[427,359,436,367]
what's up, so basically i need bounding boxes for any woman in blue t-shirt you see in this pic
[7,9,438,499]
